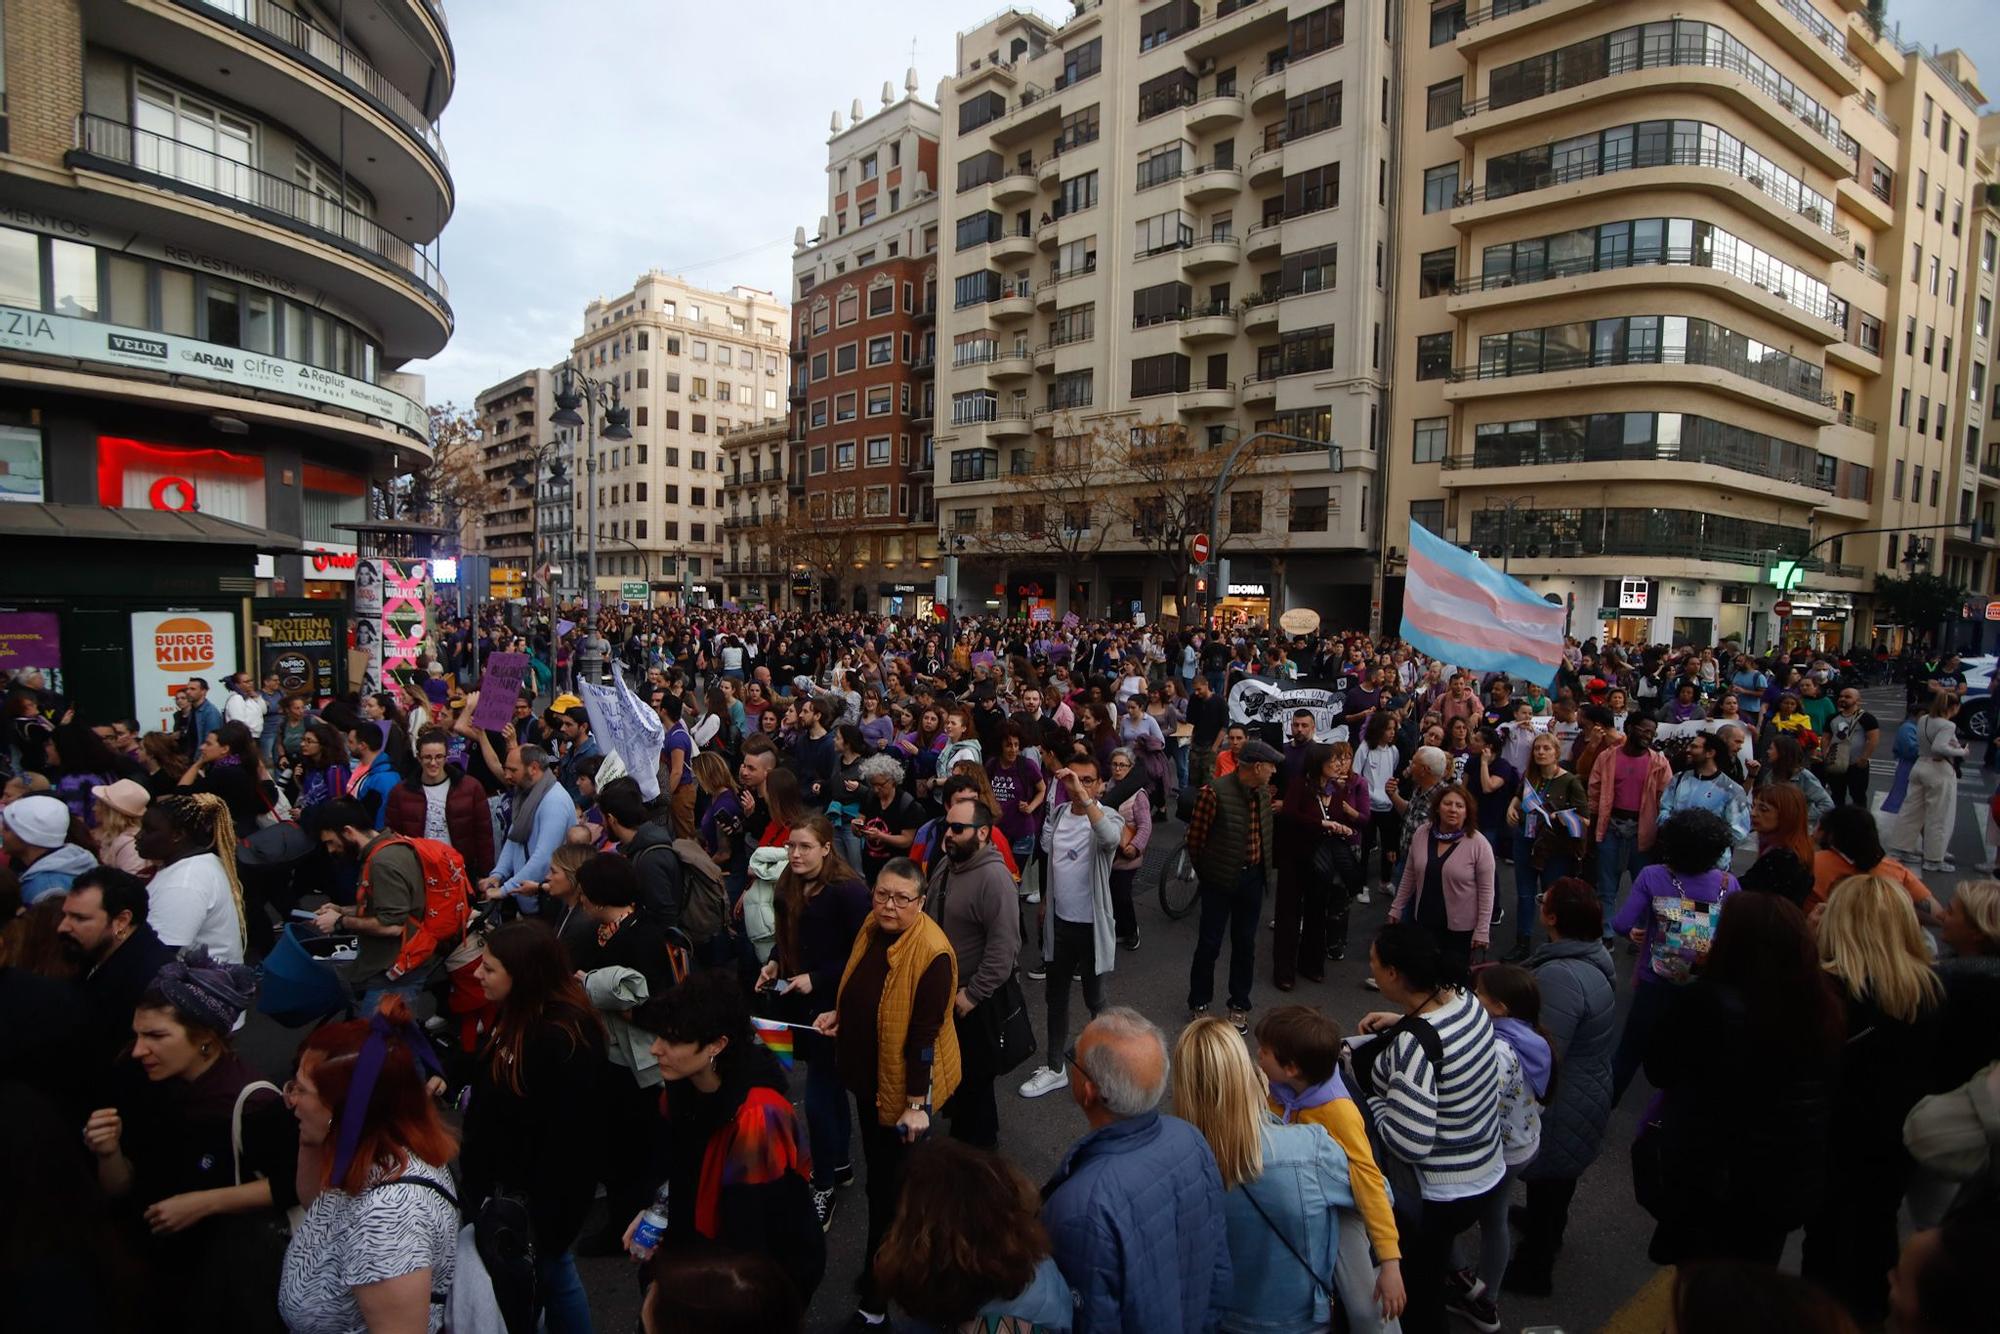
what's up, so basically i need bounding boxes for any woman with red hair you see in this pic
[278,995,458,1333]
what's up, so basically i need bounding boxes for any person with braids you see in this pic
[137,793,247,964]
[460,921,607,1332]
[83,948,297,1331]
[278,996,459,1334]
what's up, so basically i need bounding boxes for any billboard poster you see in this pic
[379,558,433,693]
[131,609,239,733]
[258,608,339,701]
[0,609,62,693]
[353,557,384,695]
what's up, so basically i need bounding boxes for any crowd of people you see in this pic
[0,610,1995,1334]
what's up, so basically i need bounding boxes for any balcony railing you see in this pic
[1441,440,1837,491]
[1454,143,1845,243]
[1036,329,1096,353]
[1448,344,1835,407]
[1835,409,1879,433]
[1453,245,1846,327]
[1456,41,1844,152]
[1131,378,1232,401]
[72,115,449,309]
[183,0,448,167]
[1462,0,1546,30]
[1133,300,1237,329]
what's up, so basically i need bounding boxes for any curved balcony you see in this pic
[1246,142,1284,187]
[1452,41,1853,177]
[1134,380,1238,415]
[91,0,452,239]
[1242,297,1279,334]
[1175,305,1240,343]
[68,114,450,355]
[1185,92,1246,134]
[1033,341,1059,371]
[989,286,1035,322]
[991,229,1037,262]
[1438,440,1838,505]
[1183,234,1242,274]
[1248,63,1288,112]
[1449,246,1848,344]
[988,348,1035,380]
[1036,153,1065,188]
[986,410,1033,439]
[992,171,1039,206]
[1035,213,1064,250]
[1452,144,1849,262]
[1241,373,1277,407]
[1245,221,1282,260]
[1444,344,1836,425]
[1185,163,1243,203]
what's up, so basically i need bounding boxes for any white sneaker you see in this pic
[1354,887,1372,905]
[1025,890,1042,904]
[1019,1066,1068,1098]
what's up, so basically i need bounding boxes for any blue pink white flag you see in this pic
[1400,523,1566,687]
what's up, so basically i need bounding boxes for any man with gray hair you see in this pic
[1391,744,1452,874]
[1042,1007,1231,1332]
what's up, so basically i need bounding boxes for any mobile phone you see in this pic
[770,978,793,995]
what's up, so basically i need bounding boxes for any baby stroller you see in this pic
[257,921,360,1027]
[237,820,319,960]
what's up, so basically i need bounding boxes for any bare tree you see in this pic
[1112,417,1282,615]
[976,413,1123,569]
[760,500,864,610]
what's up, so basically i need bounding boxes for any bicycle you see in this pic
[1157,845,1200,919]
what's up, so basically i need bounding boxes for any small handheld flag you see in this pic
[750,1016,797,1070]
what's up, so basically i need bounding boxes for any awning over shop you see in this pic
[0,503,293,550]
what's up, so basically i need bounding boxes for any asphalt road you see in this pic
[241,685,1981,1334]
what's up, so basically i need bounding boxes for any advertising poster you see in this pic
[0,609,62,692]
[379,558,433,692]
[131,609,239,733]
[258,609,339,701]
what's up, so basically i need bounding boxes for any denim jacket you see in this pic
[1219,1122,1356,1334]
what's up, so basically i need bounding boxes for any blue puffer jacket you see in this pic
[1219,1122,1355,1334]
[1522,937,1617,1182]
[1043,1111,1232,1334]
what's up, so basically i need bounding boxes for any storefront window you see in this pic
[50,239,97,319]
[0,228,40,309]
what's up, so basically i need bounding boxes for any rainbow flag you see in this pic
[750,1016,797,1070]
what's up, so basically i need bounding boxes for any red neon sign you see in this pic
[148,476,198,511]
[311,549,358,571]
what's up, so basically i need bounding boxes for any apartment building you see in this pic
[472,367,552,570]
[0,0,452,711]
[934,0,1392,625]
[1387,0,1989,652]
[720,418,789,608]
[787,74,943,616]
[569,274,789,607]
[1942,113,2000,632]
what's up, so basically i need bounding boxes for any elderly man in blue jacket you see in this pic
[1042,1007,1231,1333]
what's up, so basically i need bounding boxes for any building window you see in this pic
[1228,491,1264,533]
[1418,249,1455,297]
[866,335,893,366]
[1413,417,1448,463]
[1415,332,1453,380]
[1422,163,1458,214]
[1425,78,1462,130]
[866,386,892,416]
[866,436,891,466]
[1410,499,1445,535]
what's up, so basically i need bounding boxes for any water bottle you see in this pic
[631,1181,671,1253]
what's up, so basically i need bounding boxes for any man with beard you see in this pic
[57,867,175,1065]
[309,796,432,1008]
[922,793,1021,1148]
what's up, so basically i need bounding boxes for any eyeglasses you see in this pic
[281,1078,313,1102]
[944,821,985,834]
[872,888,923,906]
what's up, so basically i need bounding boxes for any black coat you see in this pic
[619,823,685,928]
[79,925,178,1069]
[460,1018,608,1253]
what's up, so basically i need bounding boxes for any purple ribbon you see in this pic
[330,1009,445,1186]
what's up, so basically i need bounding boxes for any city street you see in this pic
[562,685,1989,1333]
[230,687,1985,1333]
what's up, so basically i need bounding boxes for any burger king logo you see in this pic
[154,617,216,672]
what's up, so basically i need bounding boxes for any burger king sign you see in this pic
[130,610,239,731]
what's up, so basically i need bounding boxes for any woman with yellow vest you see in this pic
[812,854,961,1329]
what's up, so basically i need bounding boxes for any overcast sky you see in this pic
[402,0,1994,411]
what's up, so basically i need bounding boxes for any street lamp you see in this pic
[549,362,632,614]
[509,440,571,609]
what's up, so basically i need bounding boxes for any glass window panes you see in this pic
[50,239,97,319]
[0,230,41,310]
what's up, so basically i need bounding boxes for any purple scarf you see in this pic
[1269,1070,1351,1123]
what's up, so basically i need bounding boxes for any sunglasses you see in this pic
[944,821,986,834]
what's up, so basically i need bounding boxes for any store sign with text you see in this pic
[0,306,427,438]
[130,609,239,732]
[96,436,267,527]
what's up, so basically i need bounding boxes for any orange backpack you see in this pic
[358,834,477,980]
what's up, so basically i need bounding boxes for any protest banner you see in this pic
[471,653,529,731]
[1226,676,1353,745]
[579,664,665,801]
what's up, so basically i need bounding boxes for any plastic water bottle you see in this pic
[631,1181,671,1253]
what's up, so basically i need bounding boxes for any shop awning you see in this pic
[0,503,293,551]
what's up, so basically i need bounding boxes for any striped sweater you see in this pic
[1364,989,1506,1201]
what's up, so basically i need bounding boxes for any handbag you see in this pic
[983,968,1039,1077]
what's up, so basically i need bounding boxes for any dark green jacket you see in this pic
[1193,771,1275,894]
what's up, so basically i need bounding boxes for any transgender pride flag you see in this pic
[1401,523,1566,686]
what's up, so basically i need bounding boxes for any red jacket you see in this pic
[382,767,496,881]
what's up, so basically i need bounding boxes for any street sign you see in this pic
[620,581,648,602]
[1773,599,1794,618]
[1190,533,1211,564]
